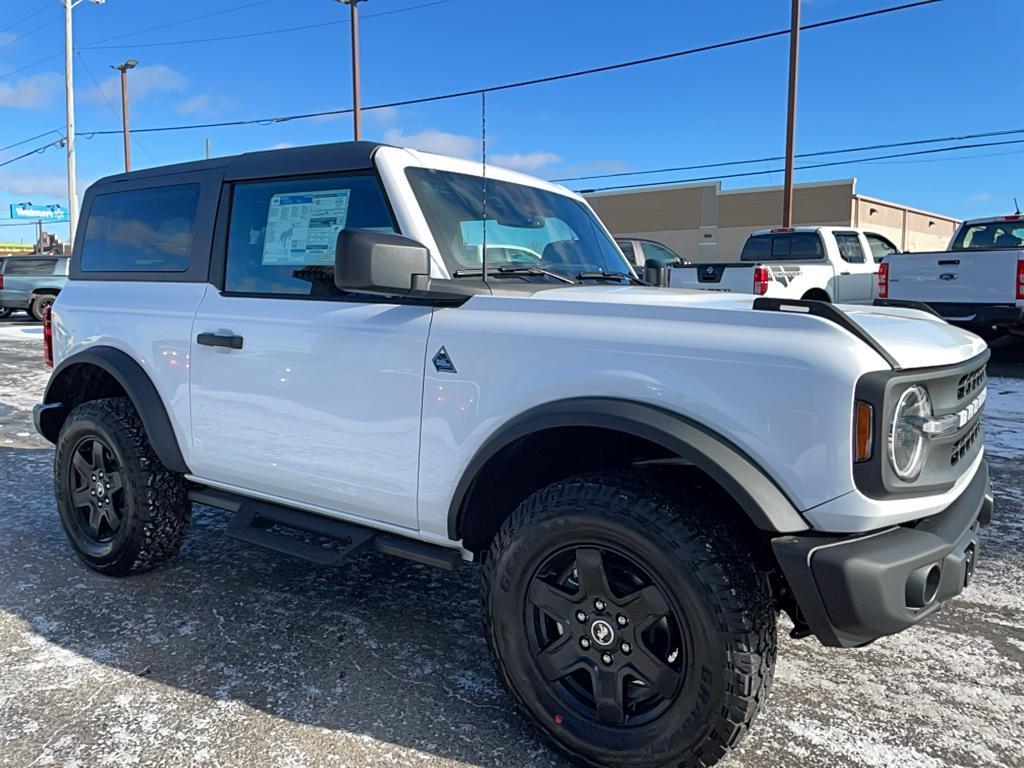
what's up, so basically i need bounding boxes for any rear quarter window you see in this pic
[80,184,201,272]
[3,258,60,275]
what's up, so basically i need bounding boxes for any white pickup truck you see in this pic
[879,214,1024,338]
[669,226,898,303]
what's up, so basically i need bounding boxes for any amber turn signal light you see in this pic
[854,401,873,463]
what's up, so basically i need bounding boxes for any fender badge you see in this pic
[432,346,457,374]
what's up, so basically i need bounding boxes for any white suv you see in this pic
[34,141,992,768]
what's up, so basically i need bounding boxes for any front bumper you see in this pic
[773,460,992,648]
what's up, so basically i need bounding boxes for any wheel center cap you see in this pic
[95,481,105,498]
[590,619,615,647]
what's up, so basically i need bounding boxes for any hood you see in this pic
[529,285,986,370]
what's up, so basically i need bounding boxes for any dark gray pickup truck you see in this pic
[0,254,68,321]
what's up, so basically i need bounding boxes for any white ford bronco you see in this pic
[35,142,992,768]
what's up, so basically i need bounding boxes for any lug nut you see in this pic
[594,599,606,612]
[580,637,591,650]
[91,475,96,481]
[616,614,628,627]
[621,642,632,654]
[601,652,614,666]
[575,610,587,623]
[90,490,95,496]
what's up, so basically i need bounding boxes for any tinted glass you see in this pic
[225,174,395,296]
[951,221,1024,250]
[4,258,59,275]
[866,234,898,262]
[740,235,771,261]
[640,241,680,266]
[407,168,629,280]
[834,232,866,264]
[81,184,200,272]
[616,240,638,265]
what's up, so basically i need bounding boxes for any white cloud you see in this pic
[968,192,992,204]
[0,72,62,110]
[267,142,294,150]
[85,64,187,105]
[176,93,213,114]
[490,152,563,173]
[367,105,399,124]
[0,172,71,198]
[383,128,479,159]
[0,32,17,47]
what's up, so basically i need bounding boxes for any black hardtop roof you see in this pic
[92,140,390,187]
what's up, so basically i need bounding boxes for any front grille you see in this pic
[957,366,985,401]
[950,421,982,467]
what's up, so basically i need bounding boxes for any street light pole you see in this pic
[335,0,366,141]
[782,0,800,228]
[62,0,105,245]
[111,59,138,172]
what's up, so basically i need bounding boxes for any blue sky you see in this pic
[1,0,1021,244]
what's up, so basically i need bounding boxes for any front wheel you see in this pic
[482,474,776,768]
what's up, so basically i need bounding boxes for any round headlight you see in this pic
[888,385,931,481]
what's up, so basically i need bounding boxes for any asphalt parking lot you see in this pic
[0,320,1022,768]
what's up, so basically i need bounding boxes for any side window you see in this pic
[833,232,866,264]
[740,236,772,261]
[865,233,898,263]
[640,241,680,266]
[4,258,58,275]
[616,241,638,266]
[225,174,395,296]
[81,184,200,272]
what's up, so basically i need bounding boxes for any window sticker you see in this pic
[261,189,351,265]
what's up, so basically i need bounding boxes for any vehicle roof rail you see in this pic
[872,298,945,320]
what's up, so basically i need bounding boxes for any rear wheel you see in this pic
[0,307,12,320]
[54,397,191,576]
[482,474,776,768]
[30,294,56,322]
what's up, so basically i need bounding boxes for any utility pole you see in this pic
[111,59,138,172]
[782,0,800,228]
[62,0,106,245]
[335,0,366,140]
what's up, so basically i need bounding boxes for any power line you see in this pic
[0,51,63,83]
[82,0,282,48]
[81,0,452,50]
[551,127,1024,183]
[76,0,943,137]
[0,13,61,51]
[0,128,63,154]
[0,2,51,36]
[577,138,1024,193]
[0,138,66,170]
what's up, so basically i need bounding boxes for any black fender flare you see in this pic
[40,346,190,474]
[448,397,809,537]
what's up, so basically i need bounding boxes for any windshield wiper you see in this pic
[576,271,648,285]
[452,266,575,284]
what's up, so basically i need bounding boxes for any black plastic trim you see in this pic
[753,297,901,370]
[872,298,945,320]
[40,346,189,473]
[773,460,989,648]
[448,397,809,539]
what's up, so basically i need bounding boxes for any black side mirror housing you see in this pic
[335,229,430,296]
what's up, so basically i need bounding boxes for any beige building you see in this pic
[585,178,959,262]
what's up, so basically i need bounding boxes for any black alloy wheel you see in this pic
[66,435,126,547]
[527,545,687,726]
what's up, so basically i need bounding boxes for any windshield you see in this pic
[951,220,1024,250]
[406,167,631,280]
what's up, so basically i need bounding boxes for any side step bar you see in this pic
[189,488,460,571]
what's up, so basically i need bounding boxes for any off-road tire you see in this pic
[481,473,776,768]
[30,294,56,322]
[54,397,191,576]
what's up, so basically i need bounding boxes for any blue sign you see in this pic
[9,203,69,222]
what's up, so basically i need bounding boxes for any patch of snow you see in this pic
[984,377,1024,459]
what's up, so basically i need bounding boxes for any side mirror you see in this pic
[335,229,430,296]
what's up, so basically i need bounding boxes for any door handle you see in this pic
[197,332,244,350]
[840,271,851,275]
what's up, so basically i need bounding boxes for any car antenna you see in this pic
[1015,197,1021,215]
[480,91,489,288]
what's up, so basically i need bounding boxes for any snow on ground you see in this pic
[984,376,1024,459]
